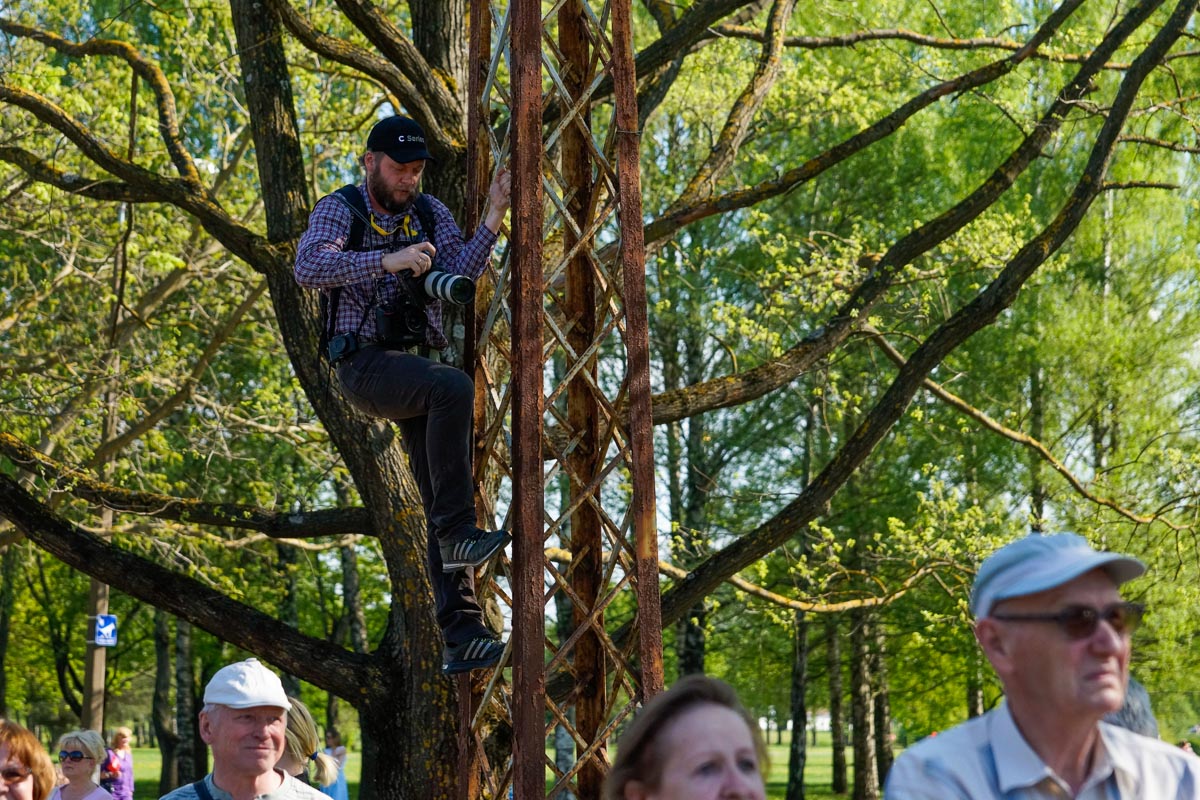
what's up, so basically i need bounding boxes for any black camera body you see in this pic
[375,270,475,348]
[326,332,360,363]
[376,296,427,348]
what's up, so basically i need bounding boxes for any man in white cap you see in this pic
[885,532,1200,798]
[159,658,326,800]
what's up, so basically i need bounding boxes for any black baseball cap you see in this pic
[366,115,435,164]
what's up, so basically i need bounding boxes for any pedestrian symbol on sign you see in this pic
[93,614,118,647]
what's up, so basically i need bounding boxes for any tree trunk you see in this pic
[870,622,893,788]
[228,0,462,794]
[785,609,807,800]
[826,615,847,795]
[277,543,302,698]
[333,541,369,743]
[1028,362,1046,531]
[0,544,17,716]
[849,611,878,800]
[411,3,467,216]
[153,609,179,795]
[174,620,198,785]
[967,645,985,718]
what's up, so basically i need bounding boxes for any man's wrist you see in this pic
[484,208,507,234]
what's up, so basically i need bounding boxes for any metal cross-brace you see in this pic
[458,0,664,797]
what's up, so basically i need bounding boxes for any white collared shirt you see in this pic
[884,701,1200,798]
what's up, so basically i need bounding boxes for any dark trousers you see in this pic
[336,345,486,646]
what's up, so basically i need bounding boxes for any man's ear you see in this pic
[198,711,216,745]
[975,618,1014,677]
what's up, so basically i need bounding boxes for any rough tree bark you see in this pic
[849,610,878,800]
[826,616,847,795]
[152,609,179,796]
[785,609,808,800]
[174,620,198,786]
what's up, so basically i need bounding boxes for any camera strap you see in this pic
[191,778,216,800]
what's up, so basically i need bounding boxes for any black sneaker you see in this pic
[442,635,505,675]
[440,528,511,572]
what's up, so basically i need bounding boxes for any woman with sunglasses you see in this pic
[1,719,56,800]
[49,731,111,800]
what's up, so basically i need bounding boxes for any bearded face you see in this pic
[365,152,425,214]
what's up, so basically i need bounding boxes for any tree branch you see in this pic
[0,433,373,537]
[711,24,1130,67]
[652,0,1186,636]
[264,0,450,152]
[87,281,270,465]
[0,473,375,701]
[0,19,203,188]
[604,0,1149,443]
[1119,133,1200,153]
[671,0,796,208]
[328,0,463,134]
[864,327,1188,531]
[545,545,948,612]
[631,0,762,90]
[0,147,155,202]
[0,83,282,270]
[641,0,1089,253]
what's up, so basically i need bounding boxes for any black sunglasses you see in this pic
[991,601,1145,640]
[59,750,90,763]
[1,765,32,784]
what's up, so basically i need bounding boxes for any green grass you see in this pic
[132,735,850,799]
[763,731,853,799]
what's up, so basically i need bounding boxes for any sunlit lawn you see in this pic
[132,733,851,799]
[764,731,854,799]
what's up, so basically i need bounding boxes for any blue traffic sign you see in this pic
[93,614,118,647]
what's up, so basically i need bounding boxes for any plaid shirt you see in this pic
[294,184,498,350]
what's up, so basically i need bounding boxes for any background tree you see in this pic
[3,0,1200,797]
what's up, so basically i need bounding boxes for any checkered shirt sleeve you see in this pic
[294,185,499,348]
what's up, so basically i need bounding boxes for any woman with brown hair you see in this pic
[1,719,57,800]
[603,675,767,800]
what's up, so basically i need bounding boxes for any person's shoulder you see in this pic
[157,782,202,800]
[277,772,330,800]
[1102,721,1200,768]
[887,713,994,793]
[87,786,115,800]
[307,187,364,225]
[899,713,991,758]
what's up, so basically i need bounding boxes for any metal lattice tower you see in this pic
[457,0,663,797]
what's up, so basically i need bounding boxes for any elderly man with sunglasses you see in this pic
[885,533,1200,798]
